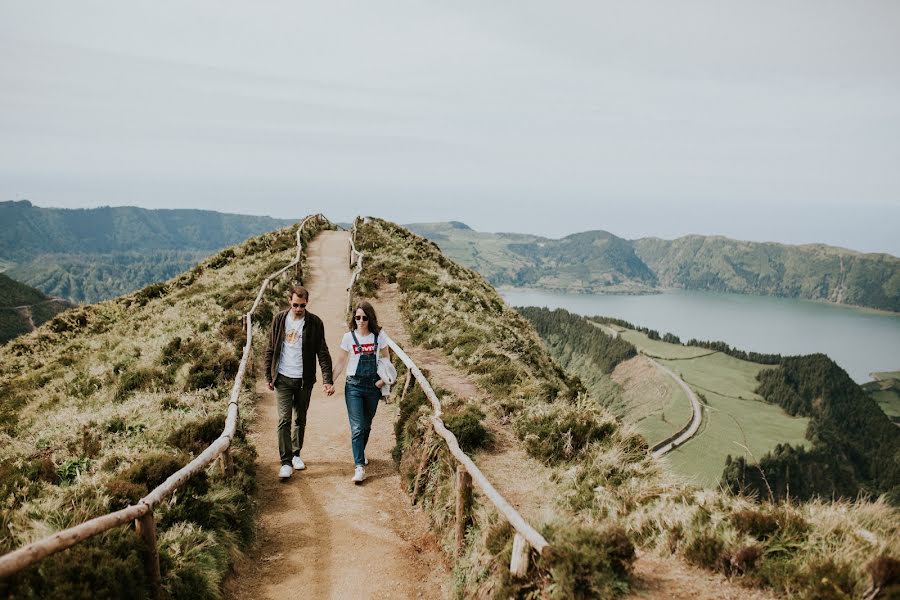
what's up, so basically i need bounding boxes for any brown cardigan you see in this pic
[264,309,334,386]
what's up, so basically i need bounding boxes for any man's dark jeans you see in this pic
[274,374,313,466]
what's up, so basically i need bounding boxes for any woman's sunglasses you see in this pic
[354,315,369,321]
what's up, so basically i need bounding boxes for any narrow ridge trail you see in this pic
[226,230,447,600]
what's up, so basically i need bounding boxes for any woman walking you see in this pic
[333,301,390,483]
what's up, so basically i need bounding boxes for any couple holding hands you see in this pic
[264,287,395,484]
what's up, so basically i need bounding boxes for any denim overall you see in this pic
[345,331,381,467]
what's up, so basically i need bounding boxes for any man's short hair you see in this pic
[289,286,309,300]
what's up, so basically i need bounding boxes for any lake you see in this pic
[500,288,900,383]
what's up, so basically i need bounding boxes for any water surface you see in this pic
[500,288,900,383]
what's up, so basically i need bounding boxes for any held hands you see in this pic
[267,381,274,391]
[323,383,335,396]
[375,380,385,389]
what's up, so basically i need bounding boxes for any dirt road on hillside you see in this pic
[226,231,447,600]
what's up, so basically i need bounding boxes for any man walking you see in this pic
[264,286,335,479]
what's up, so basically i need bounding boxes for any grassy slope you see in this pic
[360,218,899,600]
[614,328,808,486]
[0,222,317,599]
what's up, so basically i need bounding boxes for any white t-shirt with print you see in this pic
[340,330,389,376]
[278,313,304,378]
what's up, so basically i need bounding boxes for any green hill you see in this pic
[0,200,296,303]
[633,235,900,312]
[0,273,73,343]
[406,222,656,293]
[408,221,900,312]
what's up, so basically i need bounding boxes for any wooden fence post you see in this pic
[510,533,529,577]
[455,465,472,556]
[399,371,414,403]
[220,447,234,477]
[411,427,434,504]
[135,511,161,599]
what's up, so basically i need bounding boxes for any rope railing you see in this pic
[0,214,329,596]
[347,217,549,577]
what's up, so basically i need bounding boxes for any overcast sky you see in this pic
[2,1,899,254]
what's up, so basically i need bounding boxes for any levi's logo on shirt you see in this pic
[353,343,376,355]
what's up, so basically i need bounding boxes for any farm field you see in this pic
[608,355,692,444]
[865,372,900,423]
[608,327,810,486]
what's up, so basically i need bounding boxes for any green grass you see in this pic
[616,328,713,360]
[624,374,692,445]
[864,376,900,422]
[871,388,900,420]
[611,328,809,486]
[872,371,900,381]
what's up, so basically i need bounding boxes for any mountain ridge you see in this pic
[0,200,297,303]
[406,221,900,312]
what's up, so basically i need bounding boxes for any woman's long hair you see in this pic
[349,301,381,336]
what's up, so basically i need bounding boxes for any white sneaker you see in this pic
[364,458,369,466]
[292,456,306,470]
[352,466,366,484]
[278,464,292,479]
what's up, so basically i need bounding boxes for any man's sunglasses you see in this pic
[291,303,307,308]
[354,315,369,321]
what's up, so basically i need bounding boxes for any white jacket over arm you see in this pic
[376,356,397,397]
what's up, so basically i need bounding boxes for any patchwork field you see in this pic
[608,354,692,444]
[865,372,900,423]
[607,327,810,486]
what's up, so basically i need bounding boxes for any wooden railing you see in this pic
[347,217,550,576]
[0,214,330,596]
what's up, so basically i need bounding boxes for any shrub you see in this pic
[167,414,227,455]
[0,460,35,508]
[66,371,102,399]
[0,382,26,436]
[393,378,430,464]
[866,555,900,596]
[160,395,181,411]
[219,320,245,349]
[207,248,235,269]
[160,336,203,367]
[543,523,635,599]
[185,347,239,390]
[105,478,147,510]
[56,457,92,486]
[133,282,168,306]
[114,366,171,403]
[730,505,808,541]
[682,532,726,570]
[105,416,127,433]
[443,404,492,452]
[0,527,149,600]
[515,401,616,463]
[24,457,59,484]
[790,557,858,600]
[122,451,189,490]
[720,543,763,577]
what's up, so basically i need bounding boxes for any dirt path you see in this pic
[226,231,448,600]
